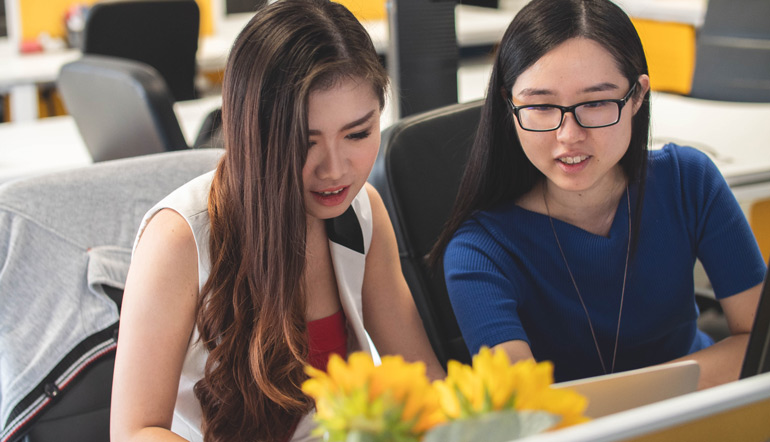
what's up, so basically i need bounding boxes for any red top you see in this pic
[282,311,348,442]
[307,309,348,370]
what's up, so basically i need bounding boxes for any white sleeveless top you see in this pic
[134,170,375,442]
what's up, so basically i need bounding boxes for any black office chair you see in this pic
[193,107,223,150]
[369,100,483,368]
[0,149,223,442]
[58,55,192,162]
[689,0,770,102]
[82,0,200,102]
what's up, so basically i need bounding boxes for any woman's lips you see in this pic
[311,186,350,206]
[556,154,591,172]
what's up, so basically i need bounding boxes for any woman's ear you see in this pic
[632,74,651,115]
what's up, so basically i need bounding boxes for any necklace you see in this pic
[542,184,631,375]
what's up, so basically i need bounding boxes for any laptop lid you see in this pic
[552,360,700,418]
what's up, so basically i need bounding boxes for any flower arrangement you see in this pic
[302,347,589,442]
[302,352,442,442]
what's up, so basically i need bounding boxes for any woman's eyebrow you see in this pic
[341,110,375,131]
[516,88,554,98]
[515,82,620,98]
[308,110,376,135]
[582,82,620,93]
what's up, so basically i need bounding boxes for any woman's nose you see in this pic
[317,143,345,180]
[556,111,587,143]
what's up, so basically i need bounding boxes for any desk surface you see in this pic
[614,0,707,27]
[0,95,222,183]
[2,86,769,191]
[0,0,709,91]
[649,92,770,187]
[0,1,708,122]
[0,5,506,93]
[0,6,481,122]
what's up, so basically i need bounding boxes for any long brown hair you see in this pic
[193,1,388,441]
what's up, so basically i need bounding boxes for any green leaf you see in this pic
[422,410,559,442]
[344,430,380,442]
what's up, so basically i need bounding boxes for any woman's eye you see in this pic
[308,140,317,148]
[582,101,609,109]
[346,130,371,140]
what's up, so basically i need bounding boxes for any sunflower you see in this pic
[302,353,442,442]
[432,347,590,429]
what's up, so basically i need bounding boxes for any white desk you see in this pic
[613,0,707,27]
[196,12,390,73]
[2,76,769,193]
[0,31,231,123]
[0,1,711,123]
[0,41,80,122]
[649,92,770,204]
[0,92,397,184]
[0,95,222,183]
[1,5,513,123]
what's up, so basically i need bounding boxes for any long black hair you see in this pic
[431,0,650,266]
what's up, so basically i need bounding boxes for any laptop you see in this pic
[552,360,700,418]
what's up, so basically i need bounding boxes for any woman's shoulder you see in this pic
[448,200,534,251]
[155,170,216,217]
[649,143,724,184]
[650,143,717,171]
[465,200,530,232]
[132,208,198,289]
[134,170,214,256]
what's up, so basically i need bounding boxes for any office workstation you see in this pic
[0,0,707,122]
[1,0,770,441]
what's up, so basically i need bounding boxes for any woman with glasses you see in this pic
[110,1,442,441]
[432,0,765,388]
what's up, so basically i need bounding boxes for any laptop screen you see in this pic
[740,261,770,378]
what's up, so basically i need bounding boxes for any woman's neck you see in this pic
[304,216,342,321]
[522,168,627,237]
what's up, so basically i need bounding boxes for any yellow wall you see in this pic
[632,19,696,96]
[750,199,770,263]
[19,0,99,42]
[335,0,386,21]
[18,0,214,43]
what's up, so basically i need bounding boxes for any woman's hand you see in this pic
[673,282,762,389]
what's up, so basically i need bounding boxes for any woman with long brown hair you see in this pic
[110,1,442,441]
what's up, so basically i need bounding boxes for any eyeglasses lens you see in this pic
[574,102,620,128]
[518,102,620,131]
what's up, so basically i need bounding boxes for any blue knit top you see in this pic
[444,144,766,382]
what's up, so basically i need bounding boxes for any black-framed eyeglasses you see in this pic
[507,82,638,132]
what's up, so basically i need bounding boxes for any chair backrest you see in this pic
[58,55,189,163]
[193,107,223,149]
[82,0,199,102]
[368,100,483,367]
[0,149,223,442]
[690,0,770,102]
